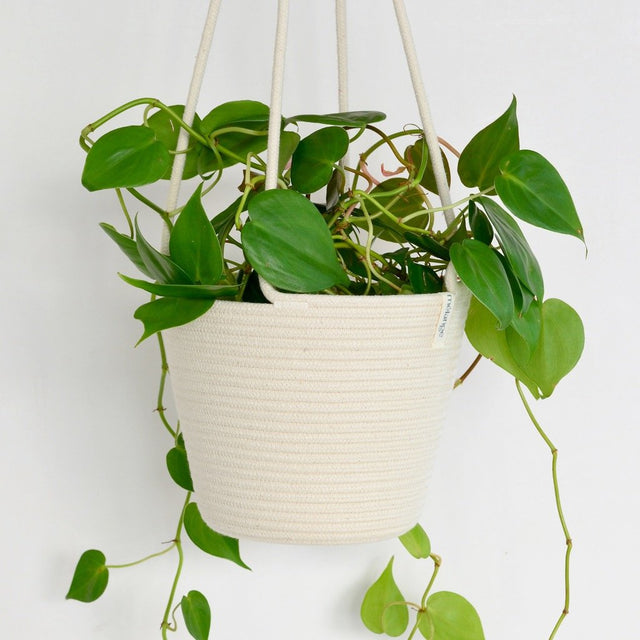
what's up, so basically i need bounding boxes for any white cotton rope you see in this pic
[264,0,291,191]
[165,0,223,214]
[392,0,454,226]
[336,0,349,113]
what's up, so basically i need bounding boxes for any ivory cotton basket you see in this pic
[164,277,470,544]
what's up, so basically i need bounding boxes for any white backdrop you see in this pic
[1,1,638,638]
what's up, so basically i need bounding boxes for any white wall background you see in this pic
[1,0,638,638]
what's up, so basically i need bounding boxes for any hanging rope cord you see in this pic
[166,0,456,229]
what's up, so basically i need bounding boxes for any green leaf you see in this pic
[495,150,584,240]
[399,524,431,559]
[287,110,386,126]
[404,232,450,261]
[290,126,349,193]
[82,126,171,191]
[184,503,250,570]
[417,611,435,639]
[134,297,214,343]
[242,190,349,292]
[450,240,515,329]
[119,274,237,299]
[506,298,584,397]
[278,131,300,173]
[361,558,409,636]
[363,178,429,242]
[147,106,203,180]
[468,201,493,246]
[425,591,485,640]
[407,261,443,294]
[66,550,109,603]
[99,223,153,278]
[477,196,544,300]
[169,186,223,284]
[200,100,270,169]
[404,140,451,195]
[509,297,542,355]
[181,590,211,640]
[166,434,194,491]
[465,297,540,398]
[458,96,519,191]
[135,219,192,285]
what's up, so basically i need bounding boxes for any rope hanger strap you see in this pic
[167,0,454,226]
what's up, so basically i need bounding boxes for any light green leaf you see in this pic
[181,590,211,640]
[417,611,435,639]
[509,298,542,356]
[425,591,485,640]
[133,297,214,343]
[290,126,349,193]
[399,524,431,559]
[82,126,171,191]
[66,550,109,603]
[242,190,349,292]
[287,110,386,126]
[458,96,519,191]
[450,240,515,329]
[99,223,152,278]
[361,557,409,636]
[166,434,194,491]
[506,298,584,398]
[477,196,544,300]
[465,297,540,398]
[135,218,191,285]
[169,186,223,284]
[119,274,237,299]
[495,150,584,240]
[184,503,250,570]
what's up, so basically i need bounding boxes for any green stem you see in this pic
[515,380,572,640]
[161,492,192,639]
[127,187,172,224]
[420,554,441,609]
[156,332,177,440]
[80,98,208,147]
[106,543,176,569]
[114,189,134,237]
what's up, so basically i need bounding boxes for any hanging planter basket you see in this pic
[165,274,469,544]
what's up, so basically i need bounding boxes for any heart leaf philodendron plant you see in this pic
[68,95,584,639]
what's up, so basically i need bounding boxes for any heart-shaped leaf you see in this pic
[404,140,451,195]
[200,100,270,170]
[399,524,431,559]
[477,196,544,300]
[509,297,542,355]
[361,557,409,636]
[147,106,203,179]
[242,190,349,292]
[450,240,515,329]
[66,550,109,603]
[82,126,171,191]
[134,297,214,343]
[495,150,583,240]
[290,126,349,193]
[170,186,223,284]
[425,591,485,640]
[181,590,211,640]
[465,297,540,398]
[184,503,250,570]
[166,434,194,491]
[458,96,519,191]
[287,110,386,126]
[99,223,152,278]
[506,298,584,397]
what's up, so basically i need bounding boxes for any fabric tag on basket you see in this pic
[433,292,455,348]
